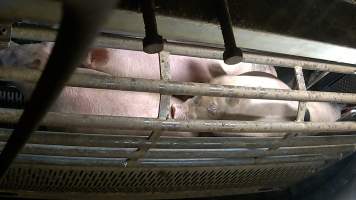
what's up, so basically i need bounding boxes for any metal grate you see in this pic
[0,163,321,194]
[325,74,356,94]
[0,82,24,109]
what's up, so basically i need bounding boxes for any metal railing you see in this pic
[0,0,356,183]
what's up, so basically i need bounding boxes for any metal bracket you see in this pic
[0,23,12,49]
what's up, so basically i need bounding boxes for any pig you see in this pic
[305,102,341,122]
[49,86,195,137]
[80,47,228,82]
[0,42,277,82]
[171,74,341,137]
[84,47,278,82]
[0,43,196,137]
[84,47,278,101]
[0,42,92,71]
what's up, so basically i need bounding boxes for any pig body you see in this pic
[172,75,298,137]
[0,42,53,70]
[85,48,278,82]
[85,48,227,82]
[2,42,341,138]
[306,102,341,122]
[50,86,195,137]
[0,42,277,82]
[0,43,197,136]
[172,74,341,137]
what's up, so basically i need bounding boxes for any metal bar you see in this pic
[0,1,117,179]
[0,141,351,159]
[295,66,307,122]
[129,51,172,162]
[1,108,356,133]
[144,145,353,159]
[149,51,171,141]
[13,154,328,167]
[276,66,307,143]
[11,26,356,75]
[271,66,307,149]
[142,156,331,167]
[2,67,356,104]
[2,128,356,149]
[307,71,330,89]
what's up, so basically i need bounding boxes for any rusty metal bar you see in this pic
[1,128,356,149]
[1,108,356,134]
[12,26,356,75]
[0,1,117,179]
[1,67,356,104]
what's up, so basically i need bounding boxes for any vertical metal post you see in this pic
[128,51,171,166]
[295,66,307,123]
[0,0,117,179]
[269,66,307,150]
[141,0,164,54]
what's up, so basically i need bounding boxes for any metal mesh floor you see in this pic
[0,162,323,199]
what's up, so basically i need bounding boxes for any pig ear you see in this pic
[170,103,188,120]
[89,48,109,68]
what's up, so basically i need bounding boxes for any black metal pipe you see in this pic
[0,0,117,178]
[141,0,164,54]
[216,0,243,65]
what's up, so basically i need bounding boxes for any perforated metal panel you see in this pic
[325,74,356,93]
[0,163,323,199]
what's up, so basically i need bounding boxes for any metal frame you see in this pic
[1,1,356,199]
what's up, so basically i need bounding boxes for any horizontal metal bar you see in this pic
[14,154,328,167]
[144,146,353,159]
[0,141,350,159]
[12,26,356,75]
[2,67,356,104]
[2,129,356,149]
[140,156,330,168]
[1,108,356,133]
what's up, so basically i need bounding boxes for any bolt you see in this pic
[141,0,164,54]
[216,0,243,65]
